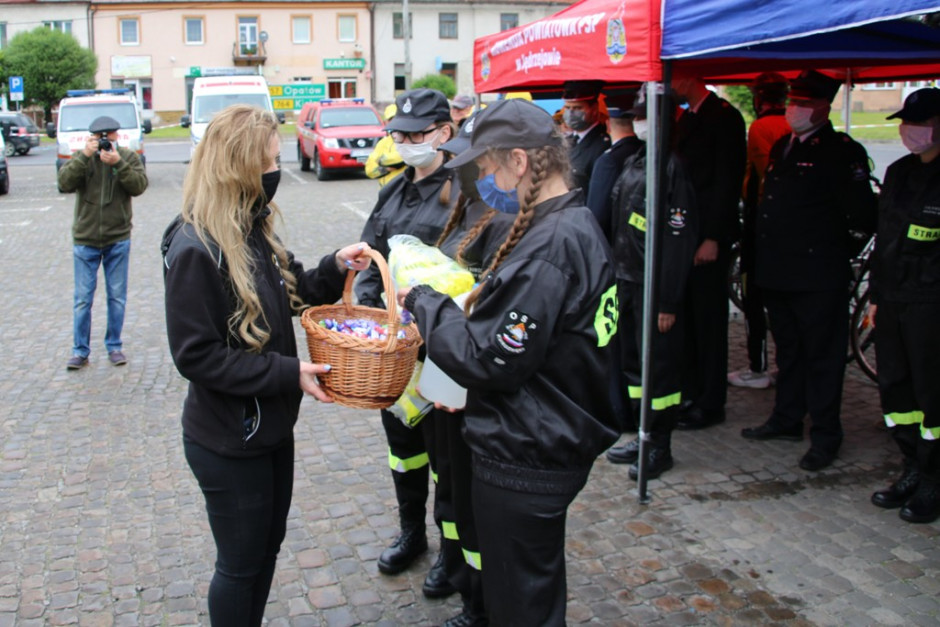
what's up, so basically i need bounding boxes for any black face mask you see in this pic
[261,170,281,204]
[458,163,481,202]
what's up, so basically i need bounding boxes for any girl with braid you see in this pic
[398,99,620,626]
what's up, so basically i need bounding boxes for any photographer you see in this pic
[58,115,148,370]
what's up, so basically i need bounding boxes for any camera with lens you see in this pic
[97,133,112,153]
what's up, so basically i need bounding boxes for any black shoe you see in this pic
[871,467,920,509]
[741,422,803,441]
[443,609,488,627]
[676,406,726,431]
[629,448,674,480]
[799,448,836,471]
[899,481,940,524]
[377,523,427,575]
[606,438,640,464]
[422,551,457,598]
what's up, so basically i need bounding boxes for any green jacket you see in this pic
[58,146,148,247]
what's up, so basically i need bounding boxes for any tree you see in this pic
[0,27,97,121]
[723,85,755,120]
[411,74,457,99]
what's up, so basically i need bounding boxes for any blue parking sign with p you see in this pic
[9,76,24,102]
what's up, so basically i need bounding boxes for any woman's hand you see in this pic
[694,238,718,265]
[299,361,334,402]
[396,286,412,309]
[658,312,676,333]
[336,242,372,272]
[866,304,877,329]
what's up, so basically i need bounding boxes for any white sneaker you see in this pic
[728,369,772,389]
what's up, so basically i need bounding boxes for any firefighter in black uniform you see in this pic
[563,80,611,197]
[741,70,878,471]
[869,87,940,524]
[604,90,699,479]
[398,99,619,626]
[355,88,459,596]
[670,76,747,431]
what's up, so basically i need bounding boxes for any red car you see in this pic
[296,99,385,180]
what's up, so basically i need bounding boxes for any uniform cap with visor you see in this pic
[384,88,452,133]
[445,99,562,169]
[788,70,841,103]
[606,90,640,119]
[562,80,604,103]
[886,87,940,122]
[89,116,121,134]
[439,110,480,156]
[451,94,474,110]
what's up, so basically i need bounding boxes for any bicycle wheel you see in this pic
[727,243,744,312]
[850,289,877,382]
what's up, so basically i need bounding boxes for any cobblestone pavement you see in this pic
[0,161,937,626]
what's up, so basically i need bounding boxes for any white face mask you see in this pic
[397,140,439,168]
[785,104,821,135]
[899,123,938,155]
[632,119,649,142]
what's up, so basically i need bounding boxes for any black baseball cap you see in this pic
[385,88,452,133]
[789,70,841,103]
[89,116,121,134]
[887,87,940,122]
[445,99,562,169]
[439,110,480,155]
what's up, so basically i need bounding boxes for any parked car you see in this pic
[0,111,42,157]
[180,75,283,153]
[296,98,385,180]
[0,135,9,194]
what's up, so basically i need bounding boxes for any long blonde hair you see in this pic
[181,104,302,352]
[463,143,569,314]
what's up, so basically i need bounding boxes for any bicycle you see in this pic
[848,233,877,382]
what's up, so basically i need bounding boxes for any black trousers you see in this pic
[184,435,294,627]
[875,300,940,482]
[473,476,585,627]
[381,409,431,527]
[763,288,847,455]
[741,267,769,373]
[682,244,732,413]
[620,280,684,449]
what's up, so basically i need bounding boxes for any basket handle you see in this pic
[341,248,400,354]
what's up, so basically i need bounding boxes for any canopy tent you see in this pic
[472,0,940,92]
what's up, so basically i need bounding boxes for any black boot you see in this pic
[422,551,457,598]
[378,522,427,574]
[871,466,920,509]
[899,481,940,524]
[629,447,674,480]
[606,438,640,464]
[443,607,488,627]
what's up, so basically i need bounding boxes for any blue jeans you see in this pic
[73,239,130,358]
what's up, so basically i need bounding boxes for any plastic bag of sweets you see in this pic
[388,234,474,298]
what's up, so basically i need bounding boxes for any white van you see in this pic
[47,89,152,170]
[180,76,283,149]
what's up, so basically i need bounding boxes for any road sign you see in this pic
[269,84,326,110]
[9,76,24,102]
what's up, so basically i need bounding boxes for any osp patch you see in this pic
[496,310,539,355]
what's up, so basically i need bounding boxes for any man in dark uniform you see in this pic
[586,91,643,241]
[669,76,747,431]
[869,87,940,523]
[741,70,878,471]
[563,80,611,197]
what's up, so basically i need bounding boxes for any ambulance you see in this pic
[180,75,282,150]
[47,89,152,170]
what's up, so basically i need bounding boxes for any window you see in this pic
[500,13,519,31]
[395,63,406,92]
[45,21,73,35]
[328,78,357,99]
[293,16,312,44]
[184,17,204,45]
[120,18,140,45]
[0,23,6,49]
[862,82,897,91]
[338,15,356,42]
[441,62,457,85]
[439,13,458,39]
[393,13,413,39]
[239,16,259,55]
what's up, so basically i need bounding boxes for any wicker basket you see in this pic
[300,249,422,409]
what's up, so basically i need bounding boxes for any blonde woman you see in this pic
[162,104,370,626]
[398,99,619,626]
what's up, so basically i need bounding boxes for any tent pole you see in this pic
[843,68,852,133]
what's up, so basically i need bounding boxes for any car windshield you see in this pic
[319,108,381,128]
[1,114,38,132]
[59,103,139,133]
[193,94,270,124]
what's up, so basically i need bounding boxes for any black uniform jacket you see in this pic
[407,191,620,494]
[569,123,611,196]
[673,92,747,245]
[356,164,458,307]
[163,211,346,457]
[755,123,878,292]
[586,135,644,241]
[871,153,940,304]
[610,150,699,314]
[438,199,514,280]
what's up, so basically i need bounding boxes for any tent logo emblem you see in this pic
[606,18,627,64]
[480,53,491,81]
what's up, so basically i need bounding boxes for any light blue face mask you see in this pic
[475,173,520,214]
